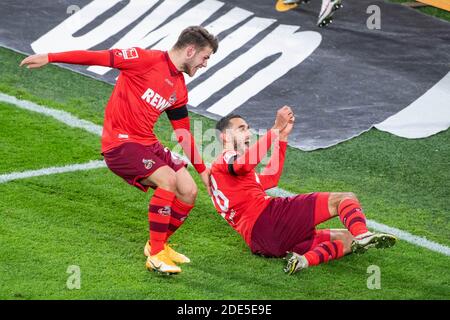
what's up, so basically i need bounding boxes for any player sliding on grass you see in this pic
[210,107,396,274]
[20,26,219,275]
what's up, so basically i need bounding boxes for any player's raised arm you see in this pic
[230,106,293,175]
[258,116,294,190]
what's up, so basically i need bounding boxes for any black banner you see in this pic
[0,0,449,150]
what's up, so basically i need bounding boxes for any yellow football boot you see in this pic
[144,241,191,264]
[145,249,181,275]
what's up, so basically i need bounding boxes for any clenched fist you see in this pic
[272,105,294,132]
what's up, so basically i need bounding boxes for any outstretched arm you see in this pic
[20,50,111,69]
[20,47,149,71]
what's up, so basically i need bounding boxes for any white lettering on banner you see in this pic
[145,0,224,51]
[31,0,159,53]
[87,0,190,75]
[31,0,321,118]
[87,0,220,75]
[185,16,276,85]
[204,26,321,116]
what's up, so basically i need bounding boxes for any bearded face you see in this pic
[225,118,251,154]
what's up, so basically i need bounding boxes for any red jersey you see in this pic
[103,49,188,153]
[48,48,206,173]
[210,131,287,246]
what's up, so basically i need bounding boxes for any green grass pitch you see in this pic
[0,46,449,299]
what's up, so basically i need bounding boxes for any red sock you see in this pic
[148,188,176,255]
[338,199,369,237]
[166,198,194,241]
[303,240,345,266]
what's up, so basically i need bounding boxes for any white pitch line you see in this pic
[366,220,450,257]
[1,93,449,257]
[0,92,102,136]
[0,160,106,184]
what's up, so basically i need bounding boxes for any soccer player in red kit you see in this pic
[20,26,219,274]
[210,107,396,274]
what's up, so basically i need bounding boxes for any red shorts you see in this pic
[250,192,331,257]
[103,142,187,192]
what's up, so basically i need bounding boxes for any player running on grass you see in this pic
[20,26,218,275]
[210,107,396,274]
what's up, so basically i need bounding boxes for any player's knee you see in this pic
[340,192,358,202]
[159,174,177,193]
[176,181,198,204]
[191,185,199,202]
[190,183,199,202]
[329,192,357,210]
[184,184,198,203]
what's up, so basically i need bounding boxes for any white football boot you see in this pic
[317,0,344,27]
[351,231,397,254]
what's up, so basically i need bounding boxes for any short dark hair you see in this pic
[215,114,243,134]
[174,26,219,53]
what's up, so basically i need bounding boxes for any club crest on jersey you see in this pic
[169,92,177,105]
[141,88,172,112]
[142,159,156,170]
[121,48,139,60]
[158,206,171,216]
